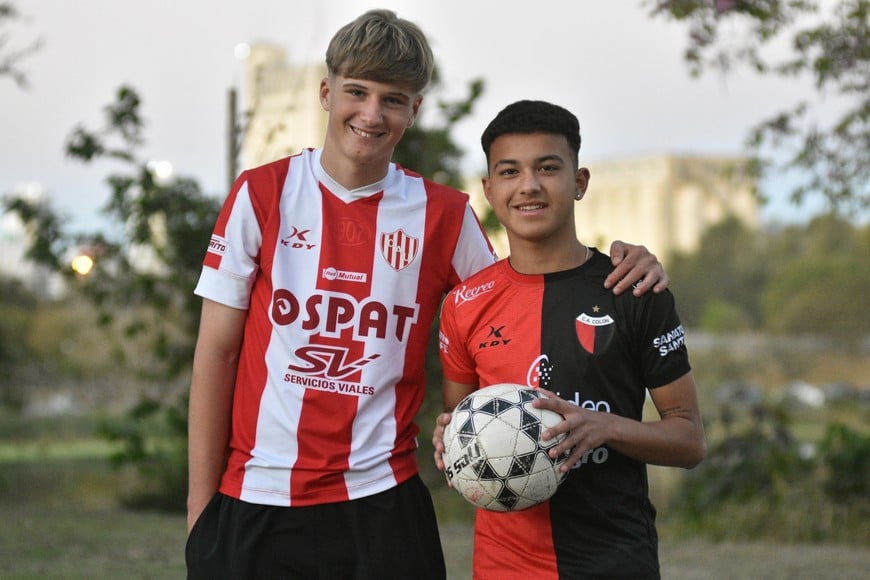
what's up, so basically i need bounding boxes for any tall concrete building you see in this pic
[240,44,758,262]
[577,155,758,260]
[241,43,327,170]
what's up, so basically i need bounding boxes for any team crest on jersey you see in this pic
[575,312,615,355]
[380,229,419,271]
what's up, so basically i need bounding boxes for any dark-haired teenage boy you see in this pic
[434,100,705,579]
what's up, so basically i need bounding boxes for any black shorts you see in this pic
[186,474,446,580]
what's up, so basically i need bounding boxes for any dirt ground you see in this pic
[0,502,868,578]
[1,456,867,579]
[439,523,870,579]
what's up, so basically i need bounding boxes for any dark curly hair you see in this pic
[481,100,582,167]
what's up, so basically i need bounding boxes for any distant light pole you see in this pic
[227,86,238,192]
[228,43,251,191]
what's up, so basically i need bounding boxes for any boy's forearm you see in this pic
[187,357,237,530]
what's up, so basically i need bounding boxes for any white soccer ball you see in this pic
[442,383,571,512]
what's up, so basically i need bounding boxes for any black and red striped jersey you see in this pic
[439,251,690,579]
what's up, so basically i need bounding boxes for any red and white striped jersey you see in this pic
[195,148,495,506]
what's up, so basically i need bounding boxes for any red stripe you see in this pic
[475,503,559,579]
[576,320,596,354]
[289,185,382,500]
[219,157,290,499]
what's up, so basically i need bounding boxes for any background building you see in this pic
[241,43,327,170]
[575,155,757,260]
[240,45,758,262]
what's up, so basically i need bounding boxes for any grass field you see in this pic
[3,340,868,579]
[1,453,869,579]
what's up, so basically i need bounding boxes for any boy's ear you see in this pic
[575,167,591,196]
[407,94,424,128]
[319,77,331,111]
[482,176,493,203]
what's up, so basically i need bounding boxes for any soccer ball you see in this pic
[442,383,571,512]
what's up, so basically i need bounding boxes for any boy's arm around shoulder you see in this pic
[606,240,670,297]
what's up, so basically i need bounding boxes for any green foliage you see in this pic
[819,423,870,499]
[762,254,870,340]
[2,196,70,273]
[0,276,38,407]
[4,85,219,509]
[0,1,42,88]
[698,299,753,333]
[392,75,485,188]
[97,395,188,511]
[681,404,808,510]
[760,214,870,342]
[649,0,869,213]
[669,213,869,341]
[670,401,870,544]
[62,86,221,380]
[669,215,768,327]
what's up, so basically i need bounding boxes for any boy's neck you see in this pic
[319,150,391,191]
[507,239,591,275]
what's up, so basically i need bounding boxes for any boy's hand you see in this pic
[432,412,452,481]
[606,241,669,296]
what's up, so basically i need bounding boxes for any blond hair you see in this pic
[325,9,434,93]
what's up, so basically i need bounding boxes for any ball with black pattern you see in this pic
[442,383,571,512]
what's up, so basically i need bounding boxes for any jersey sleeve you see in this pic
[194,172,263,309]
[631,290,691,389]
[438,292,480,385]
[451,203,497,283]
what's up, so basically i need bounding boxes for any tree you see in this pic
[668,211,869,341]
[4,85,221,509]
[648,0,869,213]
[0,275,38,408]
[393,73,486,189]
[761,214,869,343]
[0,2,42,88]
[669,216,769,329]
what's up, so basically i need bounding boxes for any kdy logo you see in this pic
[478,325,511,349]
[281,226,316,250]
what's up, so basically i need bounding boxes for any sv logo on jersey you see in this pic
[288,345,381,379]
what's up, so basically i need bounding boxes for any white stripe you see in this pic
[241,152,323,504]
[343,171,427,492]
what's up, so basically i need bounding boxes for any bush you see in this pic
[98,394,188,512]
[668,403,870,545]
[819,423,870,500]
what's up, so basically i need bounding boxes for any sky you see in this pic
[1,0,838,232]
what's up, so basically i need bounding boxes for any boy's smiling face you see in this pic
[319,75,421,184]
